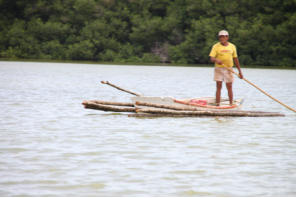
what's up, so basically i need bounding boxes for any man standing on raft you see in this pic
[209,30,244,106]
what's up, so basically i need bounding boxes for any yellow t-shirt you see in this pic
[209,42,237,67]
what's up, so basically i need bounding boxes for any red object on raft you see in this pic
[174,99,238,109]
[189,99,208,106]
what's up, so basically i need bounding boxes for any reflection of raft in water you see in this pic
[82,81,284,117]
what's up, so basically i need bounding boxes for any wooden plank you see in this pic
[135,101,277,114]
[82,101,136,112]
[136,108,284,117]
[87,100,134,106]
[128,113,196,118]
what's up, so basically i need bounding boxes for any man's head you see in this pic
[218,30,229,45]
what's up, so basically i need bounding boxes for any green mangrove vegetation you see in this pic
[0,0,295,67]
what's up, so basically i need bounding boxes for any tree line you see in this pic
[0,0,295,67]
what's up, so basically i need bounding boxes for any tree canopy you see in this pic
[0,0,295,66]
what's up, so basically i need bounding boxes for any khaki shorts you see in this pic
[214,67,234,83]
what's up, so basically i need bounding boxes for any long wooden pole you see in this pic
[226,67,296,113]
[101,81,142,96]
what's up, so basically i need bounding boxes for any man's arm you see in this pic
[233,57,243,79]
[210,56,223,65]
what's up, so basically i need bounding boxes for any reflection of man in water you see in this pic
[209,30,244,106]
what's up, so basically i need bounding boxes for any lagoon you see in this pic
[0,61,295,196]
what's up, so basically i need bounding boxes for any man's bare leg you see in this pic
[216,81,222,106]
[226,82,233,105]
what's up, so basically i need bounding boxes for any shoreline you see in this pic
[0,58,295,70]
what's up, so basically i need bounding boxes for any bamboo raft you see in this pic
[82,81,285,117]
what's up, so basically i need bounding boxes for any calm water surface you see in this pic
[0,61,296,196]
